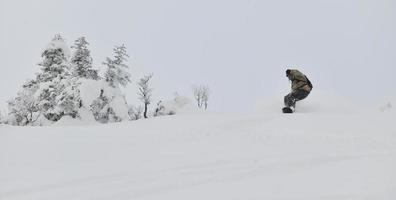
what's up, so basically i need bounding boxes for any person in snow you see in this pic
[284,69,313,109]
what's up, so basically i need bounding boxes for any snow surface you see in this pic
[1,96,396,200]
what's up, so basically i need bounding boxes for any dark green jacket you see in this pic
[288,69,312,92]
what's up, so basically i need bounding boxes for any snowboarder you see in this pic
[283,69,313,113]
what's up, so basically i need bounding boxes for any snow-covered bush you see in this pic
[7,80,41,125]
[154,96,195,116]
[82,80,129,123]
[90,90,114,123]
[128,105,144,120]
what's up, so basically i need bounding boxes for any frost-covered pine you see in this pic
[7,80,41,125]
[36,77,64,121]
[55,77,81,118]
[34,34,78,121]
[137,73,153,118]
[36,34,71,83]
[103,44,131,88]
[71,37,99,80]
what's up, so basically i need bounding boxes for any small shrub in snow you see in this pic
[128,105,144,120]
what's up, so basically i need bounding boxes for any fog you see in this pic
[1,0,395,111]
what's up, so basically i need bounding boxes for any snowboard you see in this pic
[282,107,293,113]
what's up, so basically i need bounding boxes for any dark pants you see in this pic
[284,89,310,108]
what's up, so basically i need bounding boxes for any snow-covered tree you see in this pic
[70,37,99,80]
[7,80,41,125]
[6,35,134,125]
[193,85,210,109]
[36,34,71,83]
[103,44,131,88]
[0,110,4,124]
[34,34,81,122]
[55,77,81,118]
[137,73,153,118]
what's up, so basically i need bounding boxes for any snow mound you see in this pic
[78,79,103,107]
[53,108,98,126]
[108,94,129,120]
[78,78,129,121]
[156,96,198,115]
[53,116,85,126]
[256,90,361,114]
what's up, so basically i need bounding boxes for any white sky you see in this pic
[1,0,395,112]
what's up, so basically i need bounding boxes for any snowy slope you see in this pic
[1,108,396,199]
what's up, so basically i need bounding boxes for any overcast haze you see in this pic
[1,0,395,112]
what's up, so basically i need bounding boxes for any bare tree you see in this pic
[137,73,154,118]
[193,85,210,109]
